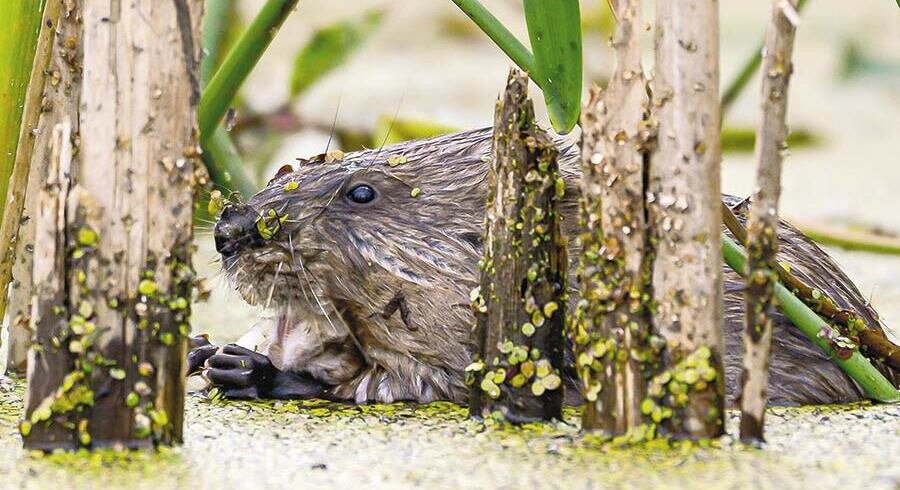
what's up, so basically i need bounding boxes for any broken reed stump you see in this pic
[648,0,725,439]
[575,0,655,436]
[468,69,568,423]
[740,0,800,444]
[22,0,203,450]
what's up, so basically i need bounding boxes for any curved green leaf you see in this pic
[290,9,385,98]
[523,0,583,133]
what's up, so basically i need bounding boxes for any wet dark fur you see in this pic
[214,127,896,406]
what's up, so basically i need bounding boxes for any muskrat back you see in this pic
[212,127,896,406]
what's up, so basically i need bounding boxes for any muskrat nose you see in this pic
[214,204,265,258]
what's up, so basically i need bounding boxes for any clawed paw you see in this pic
[202,344,277,396]
[187,337,327,400]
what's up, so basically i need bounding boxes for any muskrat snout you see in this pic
[214,203,266,258]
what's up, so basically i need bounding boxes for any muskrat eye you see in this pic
[347,184,376,204]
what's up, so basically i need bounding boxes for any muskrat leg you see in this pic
[202,344,327,399]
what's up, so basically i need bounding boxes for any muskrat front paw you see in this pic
[203,344,277,394]
[203,344,326,400]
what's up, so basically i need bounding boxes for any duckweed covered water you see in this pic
[0,377,897,489]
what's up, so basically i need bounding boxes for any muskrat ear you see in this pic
[459,231,483,250]
[269,164,294,185]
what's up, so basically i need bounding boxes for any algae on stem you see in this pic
[469,69,567,423]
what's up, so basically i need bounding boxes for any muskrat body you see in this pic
[196,127,897,407]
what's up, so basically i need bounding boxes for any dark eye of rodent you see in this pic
[347,184,376,204]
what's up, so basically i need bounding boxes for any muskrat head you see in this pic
[217,135,493,304]
[215,130,517,386]
[214,128,584,401]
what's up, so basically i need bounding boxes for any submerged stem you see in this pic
[723,202,900,370]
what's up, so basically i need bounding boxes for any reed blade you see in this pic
[449,0,538,79]
[523,0,583,133]
[0,0,46,217]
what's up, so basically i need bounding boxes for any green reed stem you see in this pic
[0,0,47,217]
[795,221,900,256]
[199,0,300,197]
[449,0,541,89]
[201,0,236,88]
[199,0,299,141]
[203,126,256,198]
[722,234,899,403]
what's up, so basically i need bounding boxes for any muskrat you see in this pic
[191,127,897,407]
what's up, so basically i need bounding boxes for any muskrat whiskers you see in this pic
[287,234,316,311]
[323,90,343,156]
[294,245,341,337]
[197,183,243,206]
[224,261,243,282]
[264,262,283,310]
[360,88,406,174]
[278,204,330,226]
[195,217,218,226]
[294,245,371,366]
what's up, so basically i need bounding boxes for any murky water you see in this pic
[0,379,898,489]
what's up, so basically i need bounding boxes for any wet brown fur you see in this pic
[221,128,896,406]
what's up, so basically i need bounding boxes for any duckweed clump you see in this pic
[3,375,899,487]
[643,346,719,424]
[7,374,898,487]
[207,190,226,216]
[255,208,289,240]
[387,154,408,166]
